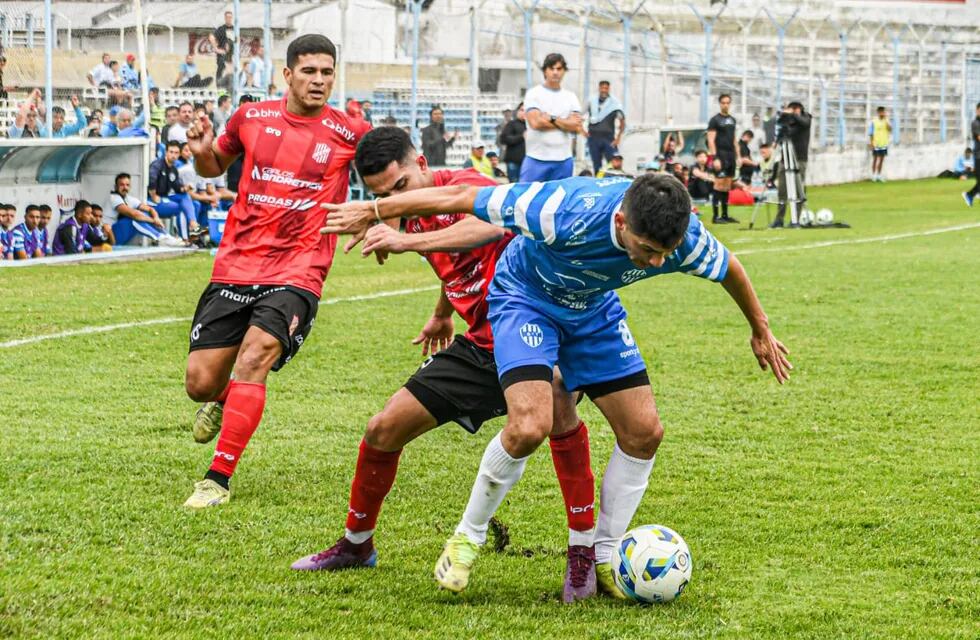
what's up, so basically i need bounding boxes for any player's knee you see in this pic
[185,368,219,402]
[619,415,664,457]
[364,411,405,451]
[506,415,551,451]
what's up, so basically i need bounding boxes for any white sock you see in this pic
[569,527,595,547]
[455,433,529,545]
[594,445,656,564]
[344,528,373,544]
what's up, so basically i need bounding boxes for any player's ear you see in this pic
[416,153,429,173]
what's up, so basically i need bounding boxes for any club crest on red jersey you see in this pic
[312,143,331,164]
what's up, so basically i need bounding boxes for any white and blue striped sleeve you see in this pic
[675,217,730,282]
[11,228,26,252]
[472,181,568,245]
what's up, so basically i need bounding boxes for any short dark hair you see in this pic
[598,80,610,86]
[115,172,131,187]
[876,106,886,112]
[286,34,337,69]
[622,173,691,248]
[429,105,443,116]
[38,204,52,212]
[787,101,804,110]
[166,140,182,150]
[179,101,192,109]
[742,129,754,138]
[25,204,40,214]
[719,93,732,102]
[218,95,231,107]
[695,148,708,156]
[541,52,567,71]
[976,101,980,109]
[91,204,103,212]
[354,126,415,177]
[74,200,91,215]
[165,106,178,114]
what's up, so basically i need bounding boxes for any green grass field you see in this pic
[1,179,977,639]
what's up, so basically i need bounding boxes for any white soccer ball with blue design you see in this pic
[611,525,692,604]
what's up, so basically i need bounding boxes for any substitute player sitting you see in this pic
[323,173,791,600]
[291,127,599,603]
[181,34,371,508]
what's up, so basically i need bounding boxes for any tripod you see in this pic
[777,138,806,225]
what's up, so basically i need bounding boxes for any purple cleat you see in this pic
[562,545,597,603]
[291,537,378,571]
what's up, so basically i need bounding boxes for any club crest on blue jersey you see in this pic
[519,322,544,348]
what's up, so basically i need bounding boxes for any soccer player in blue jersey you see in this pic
[11,204,44,259]
[322,173,791,599]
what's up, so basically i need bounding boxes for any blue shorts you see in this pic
[487,288,647,392]
[519,156,574,182]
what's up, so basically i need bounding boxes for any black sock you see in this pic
[205,469,230,489]
[711,191,720,219]
[721,191,729,218]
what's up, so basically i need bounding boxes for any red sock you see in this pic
[215,382,231,403]
[549,421,595,533]
[345,440,402,533]
[209,381,266,478]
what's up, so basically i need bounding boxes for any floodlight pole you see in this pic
[408,0,423,146]
[688,2,725,123]
[818,76,828,147]
[884,24,912,146]
[829,18,861,148]
[907,23,934,144]
[232,0,241,107]
[762,7,798,112]
[339,0,348,107]
[510,0,542,92]
[579,6,593,112]
[470,1,480,136]
[43,0,52,138]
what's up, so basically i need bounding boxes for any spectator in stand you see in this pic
[88,204,115,248]
[11,205,44,259]
[161,106,179,142]
[87,53,114,88]
[952,148,974,179]
[671,161,687,186]
[197,172,236,211]
[362,100,374,125]
[0,55,8,102]
[175,54,210,88]
[1,205,16,259]
[586,80,626,175]
[212,95,232,134]
[596,152,627,178]
[963,102,980,207]
[462,140,493,177]
[148,87,166,130]
[499,102,526,183]
[248,46,267,90]
[661,131,684,169]
[85,111,103,138]
[763,106,777,146]
[210,11,236,86]
[737,130,759,186]
[53,200,110,255]
[108,172,183,247]
[148,141,197,241]
[101,107,147,138]
[10,95,86,138]
[104,60,133,107]
[177,142,216,227]
[522,53,584,181]
[120,54,141,90]
[495,108,513,158]
[420,106,456,166]
[37,205,53,254]
[688,149,714,202]
[485,151,508,181]
[237,58,253,91]
[167,102,194,143]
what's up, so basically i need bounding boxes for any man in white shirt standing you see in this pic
[520,53,585,182]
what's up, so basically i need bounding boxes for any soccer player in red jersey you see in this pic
[291,127,598,603]
[181,34,371,509]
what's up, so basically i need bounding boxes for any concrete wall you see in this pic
[806,141,961,185]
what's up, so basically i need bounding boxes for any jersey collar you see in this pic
[609,197,626,252]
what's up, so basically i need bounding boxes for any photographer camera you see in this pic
[771,101,812,228]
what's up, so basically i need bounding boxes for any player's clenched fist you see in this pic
[186,114,214,155]
[320,200,375,236]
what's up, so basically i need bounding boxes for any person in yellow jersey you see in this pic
[868,106,892,182]
[462,140,494,178]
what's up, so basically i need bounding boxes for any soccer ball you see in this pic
[611,525,692,604]
[816,208,834,225]
[798,208,815,226]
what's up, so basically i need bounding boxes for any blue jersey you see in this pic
[472,177,730,313]
[11,223,42,256]
[1,228,12,259]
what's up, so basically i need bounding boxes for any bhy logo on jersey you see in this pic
[321,118,356,141]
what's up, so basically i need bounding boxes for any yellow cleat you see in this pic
[596,562,628,600]
[183,479,230,509]
[433,533,480,593]
[193,402,224,444]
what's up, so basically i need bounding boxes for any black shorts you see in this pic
[188,283,319,372]
[403,335,506,434]
[872,148,888,157]
[715,150,737,178]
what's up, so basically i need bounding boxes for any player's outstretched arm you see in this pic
[321,185,482,249]
[721,255,793,384]
[361,216,505,260]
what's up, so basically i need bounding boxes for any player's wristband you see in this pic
[373,197,383,223]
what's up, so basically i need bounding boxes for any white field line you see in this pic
[0,285,438,349]
[3,222,979,350]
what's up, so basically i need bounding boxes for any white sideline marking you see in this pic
[0,286,439,349]
[3,222,979,350]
